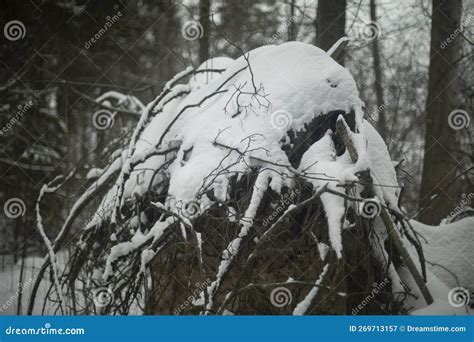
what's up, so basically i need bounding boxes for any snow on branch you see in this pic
[35,172,75,314]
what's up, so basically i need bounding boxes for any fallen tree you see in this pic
[29,40,441,316]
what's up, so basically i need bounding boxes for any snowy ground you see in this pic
[0,251,70,315]
[408,217,473,315]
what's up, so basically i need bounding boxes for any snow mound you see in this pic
[411,217,474,292]
[81,42,416,313]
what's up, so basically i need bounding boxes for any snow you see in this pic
[409,268,472,315]
[317,242,330,261]
[293,263,330,315]
[95,91,145,112]
[92,42,365,229]
[398,217,473,315]
[410,218,473,293]
[326,37,350,57]
[0,252,69,315]
[298,132,352,258]
[196,232,203,265]
[139,249,158,275]
[362,120,400,211]
[102,217,175,280]
[86,167,103,180]
[371,215,473,315]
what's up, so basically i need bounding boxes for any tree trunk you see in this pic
[419,0,463,224]
[370,0,386,137]
[315,0,346,65]
[288,0,297,41]
[199,0,211,64]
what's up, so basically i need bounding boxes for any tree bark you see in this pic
[370,0,386,137]
[315,0,346,65]
[288,0,297,41]
[199,0,211,64]
[419,0,463,224]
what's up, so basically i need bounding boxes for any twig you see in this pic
[0,156,55,171]
[70,87,141,117]
[216,277,339,315]
[327,37,350,61]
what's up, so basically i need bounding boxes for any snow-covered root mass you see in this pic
[27,42,471,316]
